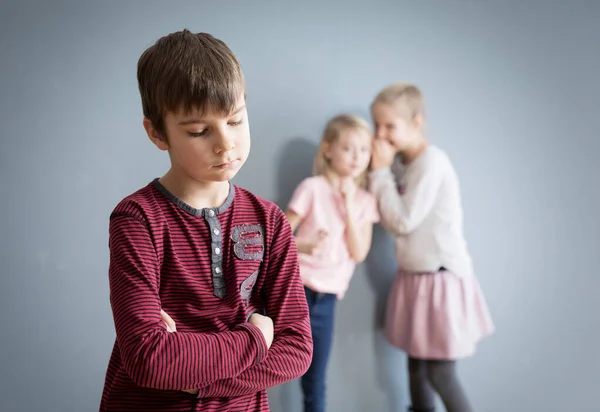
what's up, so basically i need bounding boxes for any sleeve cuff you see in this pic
[237,322,269,366]
[369,166,393,180]
[369,167,393,187]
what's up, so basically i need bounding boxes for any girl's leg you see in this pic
[426,360,473,412]
[300,288,337,412]
[407,357,436,412]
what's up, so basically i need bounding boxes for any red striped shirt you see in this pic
[99,180,312,411]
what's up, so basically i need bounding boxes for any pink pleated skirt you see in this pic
[385,269,495,360]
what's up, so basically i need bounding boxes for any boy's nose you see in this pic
[214,131,235,152]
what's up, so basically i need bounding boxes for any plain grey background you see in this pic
[1,1,599,411]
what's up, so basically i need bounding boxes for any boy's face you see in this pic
[145,94,250,184]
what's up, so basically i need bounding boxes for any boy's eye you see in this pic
[188,130,208,138]
[229,119,244,126]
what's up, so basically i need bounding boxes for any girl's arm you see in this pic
[370,150,445,236]
[344,209,373,263]
[284,178,326,255]
[285,210,326,255]
[285,209,303,232]
[341,179,377,263]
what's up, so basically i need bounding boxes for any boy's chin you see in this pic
[210,168,242,182]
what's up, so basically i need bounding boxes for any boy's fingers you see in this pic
[160,309,177,332]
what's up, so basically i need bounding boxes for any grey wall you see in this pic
[1,1,599,411]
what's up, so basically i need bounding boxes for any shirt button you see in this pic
[215,267,221,274]
[214,247,221,255]
[208,210,215,217]
[213,228,220,235]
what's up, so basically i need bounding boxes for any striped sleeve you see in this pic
[197,210,313,397]
[108,213,268,391]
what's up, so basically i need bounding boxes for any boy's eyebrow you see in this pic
[230,104,246,115]
[178,105,246,125]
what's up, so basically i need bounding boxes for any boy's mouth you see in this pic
[214,159,240,169]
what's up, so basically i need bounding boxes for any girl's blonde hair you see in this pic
[313,114,373,189]
[371,82,425,121]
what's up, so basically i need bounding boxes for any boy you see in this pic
[99,29,313,412]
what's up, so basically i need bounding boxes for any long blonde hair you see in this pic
[313,114,373,189]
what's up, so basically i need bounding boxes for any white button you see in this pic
[208,210,215,217]
[213,228,220,235]
[215,267,221,274]
[214,247,221,255]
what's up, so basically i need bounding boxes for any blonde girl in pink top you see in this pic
[285,114,380,412]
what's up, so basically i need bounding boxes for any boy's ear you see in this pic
[143,118,169,151]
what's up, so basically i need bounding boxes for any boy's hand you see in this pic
[297,229,327,255]
[160,309,177,332]
[160,310,199,395]
[249,313,274,349]
[371,138,396,170]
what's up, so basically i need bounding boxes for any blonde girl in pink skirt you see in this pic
[368,83,495,412]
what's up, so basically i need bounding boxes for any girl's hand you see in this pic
[371,139,396,170]
[339,178,357,203]
[297,229,327,255]
[339,178,358,218]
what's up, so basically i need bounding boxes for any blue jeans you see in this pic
[301,287,337,412]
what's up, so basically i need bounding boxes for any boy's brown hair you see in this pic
[137,29,246,137]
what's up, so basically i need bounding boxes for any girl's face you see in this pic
[371,102,421,151]
[324,128,372,179]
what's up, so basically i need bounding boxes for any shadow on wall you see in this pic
[273,136,319,211]
[364,224,411,411]
[268,136,318,412]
